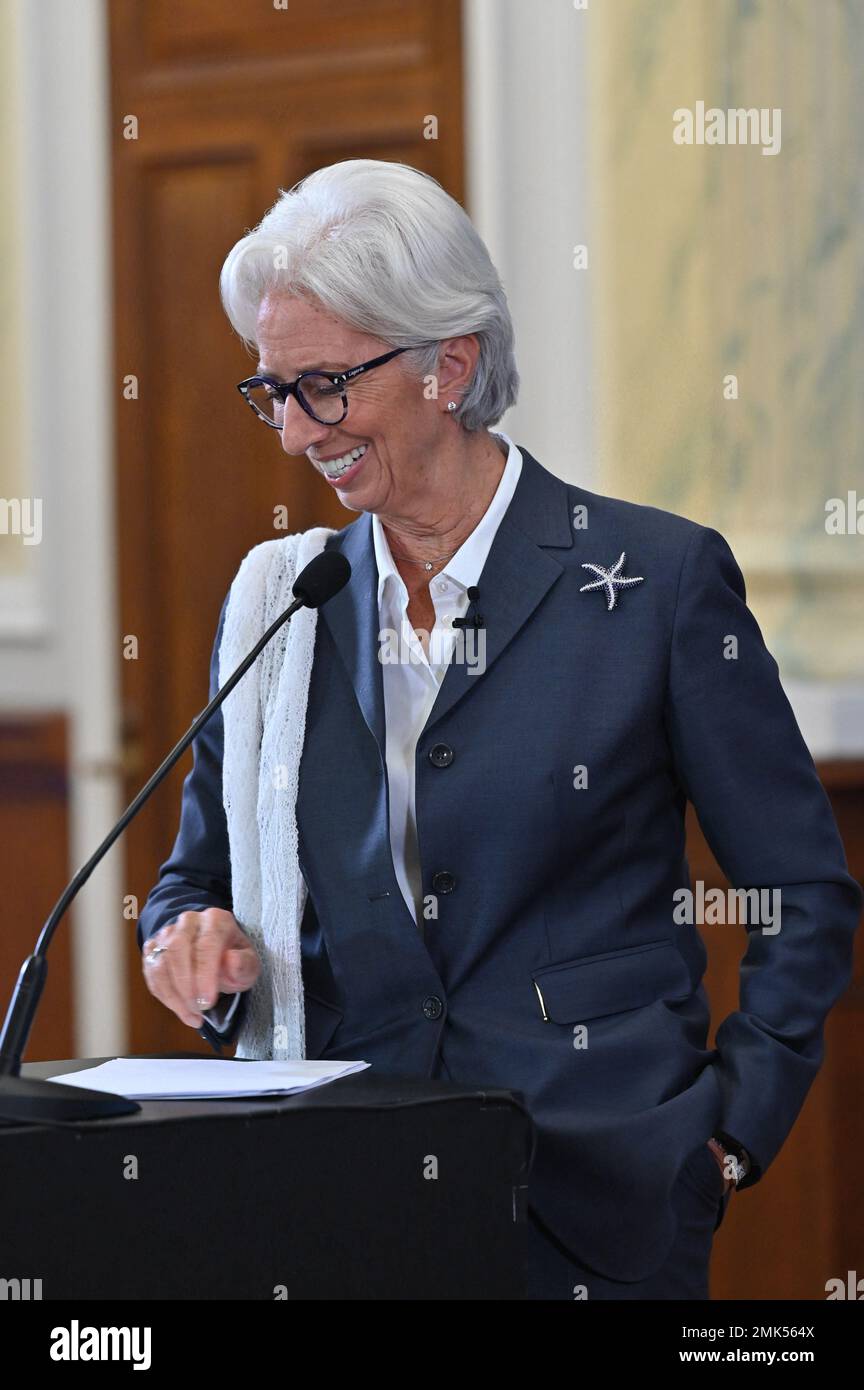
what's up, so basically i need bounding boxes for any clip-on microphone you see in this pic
[452,585,485,630]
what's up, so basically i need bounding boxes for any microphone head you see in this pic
[292,549,351,608]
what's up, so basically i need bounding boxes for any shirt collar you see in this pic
[371,431,522,608]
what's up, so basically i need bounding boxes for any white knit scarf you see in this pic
[218,526,337,1060]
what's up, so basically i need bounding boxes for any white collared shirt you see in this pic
[371,430,523,924]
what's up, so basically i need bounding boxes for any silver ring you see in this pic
[144,945,168,965]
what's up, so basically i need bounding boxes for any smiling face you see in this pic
[254,291,474,516]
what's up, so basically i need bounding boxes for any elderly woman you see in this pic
[137,159,861,1301]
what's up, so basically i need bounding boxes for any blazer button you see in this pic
[428,743,454,767]
[423,996,444,1020]
[431,871,456,894]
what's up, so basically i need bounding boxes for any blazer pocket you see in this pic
[531,939,691,1024]
[303,990,344,1058]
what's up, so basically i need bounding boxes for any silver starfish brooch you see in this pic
[579,551,644,611]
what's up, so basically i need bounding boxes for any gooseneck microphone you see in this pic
[0,549,350,1123]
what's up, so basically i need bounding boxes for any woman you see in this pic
[137,159,861,1300]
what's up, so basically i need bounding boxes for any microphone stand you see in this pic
[0,594,307,1124]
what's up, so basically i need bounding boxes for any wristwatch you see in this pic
[708,1132,751,1186]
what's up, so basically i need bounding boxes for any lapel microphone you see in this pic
[452,585,485,630]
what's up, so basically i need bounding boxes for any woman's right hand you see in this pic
[141,907,262,1028]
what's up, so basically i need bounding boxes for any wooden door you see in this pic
[108,0,465,1053]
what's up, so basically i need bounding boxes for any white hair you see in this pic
[219,159,519,432]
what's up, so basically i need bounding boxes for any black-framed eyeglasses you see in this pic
[236,346,416,429]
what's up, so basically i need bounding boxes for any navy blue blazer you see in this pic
[138,444,862,1282]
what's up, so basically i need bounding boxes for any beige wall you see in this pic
[0,0,125,1055]
[0,0,26,575]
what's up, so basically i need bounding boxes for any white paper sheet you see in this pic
[47,1057,370,1100]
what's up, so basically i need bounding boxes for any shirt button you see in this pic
[422,996,444,1020]
[431,871,456,894]
[428,743,454,767]
[435,580,448,593]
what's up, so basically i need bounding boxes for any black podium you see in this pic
[1,1057,534,1300]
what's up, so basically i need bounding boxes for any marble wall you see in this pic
[589,0,864,679]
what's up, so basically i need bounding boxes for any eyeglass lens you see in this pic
[247,374,346,426]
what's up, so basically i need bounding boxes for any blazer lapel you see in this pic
[421,445,573,735]
[319,445,574,757]
[319,512,386,759]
